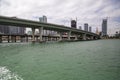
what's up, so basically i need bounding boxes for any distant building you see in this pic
[96,27,99,35]
[9,26,25,35]
[84,23,88,31]
[89,26,92,32]
[71,20,77,28]
[0,17,25,35]
[39,15,47,23]
[79,26,82,30]
[0,25,25,35]
[102,19,107,36]
[0,25,9,34]
[39,15,55,36]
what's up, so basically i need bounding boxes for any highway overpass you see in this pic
[0,16,100,42]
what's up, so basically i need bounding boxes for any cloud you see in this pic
[0,0,120,34]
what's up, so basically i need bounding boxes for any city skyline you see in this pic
[0,0,120,35]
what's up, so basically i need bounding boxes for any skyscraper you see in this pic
[79,26,82,30]
[89,26,92,32]
[102,19,107,36]
[39,15,48,35]
[71,20,77,28]
[84,23,88,31]
[39,15,47,23]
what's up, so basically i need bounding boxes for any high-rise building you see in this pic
[39,15,49,35]
[89,26,92,32]
[39,15,47,23]
[79,26,82,30]
[84,23,88,31]
[102,19,107,36]
[71,20,77,28]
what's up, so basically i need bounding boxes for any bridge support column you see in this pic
[39,27,43,42]
[20,36,23,42]
[95,37,98,40]
[15,36,16,42]
[83,34,86,40]
[8,36,10,43]
[0,36,2,43]
[11,36,14,42]
[26,36,28,42]
[59,32,62,41]
[75,35,78,40]
[68,31,71,40]
[32,27,35,42]
[90,36,94,40]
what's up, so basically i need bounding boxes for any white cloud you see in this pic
[0,0,120,34]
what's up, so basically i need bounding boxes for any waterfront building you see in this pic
[0,25,25,35]
[0,17,25,35]
[0,25,9,34]
[102,19,107,36]
[84,23,88,31]
[9,26,25,35]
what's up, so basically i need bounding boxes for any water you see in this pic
[0,40,120,80]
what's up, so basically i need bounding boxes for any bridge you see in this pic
[0,16,100,43]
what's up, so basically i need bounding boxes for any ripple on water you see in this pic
[0,66,23,80]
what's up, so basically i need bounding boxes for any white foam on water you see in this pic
[0,66,23,80]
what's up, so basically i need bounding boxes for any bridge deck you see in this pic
[0,16,99,37]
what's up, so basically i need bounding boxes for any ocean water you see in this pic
[0,39,120,80]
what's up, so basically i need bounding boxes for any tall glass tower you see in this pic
[84,23,88,31]
[102,19,107,36]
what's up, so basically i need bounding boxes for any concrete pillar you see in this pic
[95,37,98,40]
[59,32,62,41]
[20,36,23,42]
[11,36,14,42]
[39,27,43,42]
[15,36,16,42]
[75,35,78,40]
[32,27,35,42]
[91,36,94,40]
[46,30,47,35]
[8,36,10,43]
[68,31,71,40]
[0,36,2,43]
[26,36,28,42]
[83,34,86,40]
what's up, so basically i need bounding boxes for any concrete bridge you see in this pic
[0,16,100,43]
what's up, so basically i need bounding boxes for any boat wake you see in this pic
[0,66,23,80]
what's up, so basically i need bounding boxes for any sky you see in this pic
[0,0,120,35]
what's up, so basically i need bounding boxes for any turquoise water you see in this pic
[0,40,120,80]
